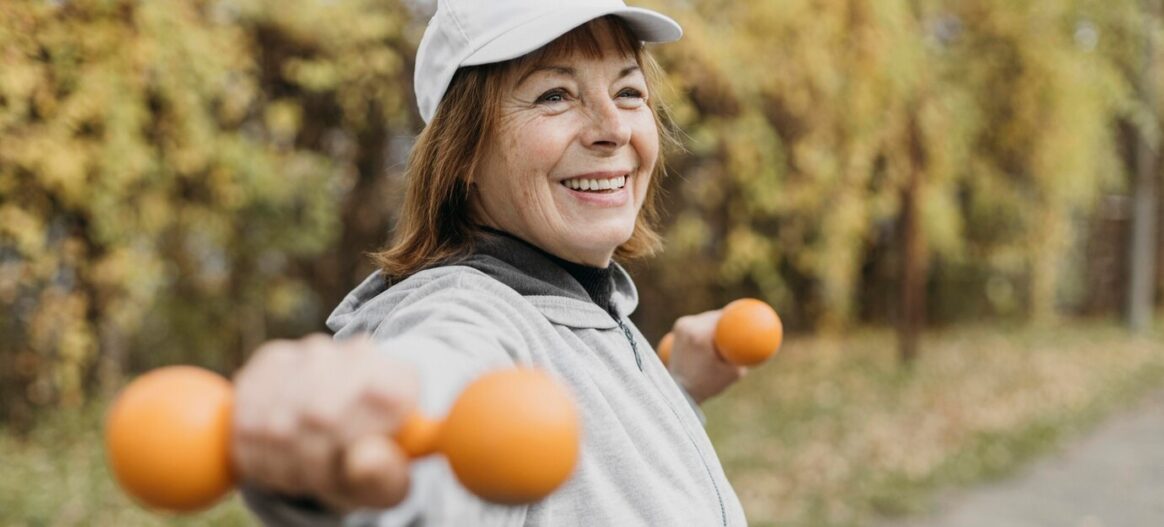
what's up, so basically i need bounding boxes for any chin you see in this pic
[572,226,634,259]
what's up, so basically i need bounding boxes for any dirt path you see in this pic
[887,388,1164,527]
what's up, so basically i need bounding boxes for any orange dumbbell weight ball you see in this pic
[105,366,580,512]
[657,298,783,367]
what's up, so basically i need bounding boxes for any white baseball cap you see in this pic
[414,0,683,124]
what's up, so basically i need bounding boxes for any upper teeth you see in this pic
[563,175,627,191]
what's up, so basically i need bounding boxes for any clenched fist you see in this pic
[232,334,418,511]
[664,310,747,404]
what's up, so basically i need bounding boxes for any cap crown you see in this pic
[414,0,681,124]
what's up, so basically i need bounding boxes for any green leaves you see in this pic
[1,0,1156,422]
[0,0,413,424]
[643,0,1146,331]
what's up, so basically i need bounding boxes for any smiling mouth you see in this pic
[561,175,628,193]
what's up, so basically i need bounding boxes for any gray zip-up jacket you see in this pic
[243,232,747,526]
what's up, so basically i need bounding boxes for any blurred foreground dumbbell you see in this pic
[105,365,580,512]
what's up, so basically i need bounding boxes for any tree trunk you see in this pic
[1128,0,1159,333]
[899,111,928,364]
[97,319,127,398]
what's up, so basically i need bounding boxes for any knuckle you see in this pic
[231,443,258,475]
[359,382,407,409]
[303,344,333,367]
[258,412,299,444]
[302,402,340,430]
[247,344,298,373]
[304,333,334,347]
[233,417,265,441]
[299,440,340,495]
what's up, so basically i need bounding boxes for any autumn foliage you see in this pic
[2,0,1161,426]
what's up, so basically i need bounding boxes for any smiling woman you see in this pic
[471,19,660,267]
[233,1,752,526]
[375,15,677,275]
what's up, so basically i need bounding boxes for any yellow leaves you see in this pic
[41,140,91,205]
[723,112,784,210]
[136,191,174,237]
[645,0,1155,327]
[722,226,773,281]
[91,245,166,332]
[348,11,405,44]
[283,58,341,93]
[265,278,310,319]
[209,165,247,211]
[91,246,150,295]
[667,211,712,254]
[0,0,407,416]
[25,289,95,406]
[264,99,302,146]
[919,185,965,261]
[0,60,41,119]
[364,47,404,77]
[0,205,45,256]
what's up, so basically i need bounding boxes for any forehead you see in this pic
[507,16,643,81]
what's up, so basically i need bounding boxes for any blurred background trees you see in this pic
[2,0,1162,428]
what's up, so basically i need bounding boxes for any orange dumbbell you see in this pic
[105,366,580,512]
[657,298,783,367]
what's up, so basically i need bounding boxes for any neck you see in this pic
[474,226,618,313]
[474,224,612,269]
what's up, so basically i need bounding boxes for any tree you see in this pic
[0,0,414,428]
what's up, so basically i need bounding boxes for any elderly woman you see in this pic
[238,0,749,525]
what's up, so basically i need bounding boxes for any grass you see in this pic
[2,320,1162,526]
[704,320,1164,527]
[0,403,254,526]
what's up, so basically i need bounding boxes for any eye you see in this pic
[536,88,570,104]
[616,88,646,108]
[618,88,644,99]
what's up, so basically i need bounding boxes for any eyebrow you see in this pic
[516,64,641,88]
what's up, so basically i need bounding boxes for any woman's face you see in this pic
[472,32,658,268]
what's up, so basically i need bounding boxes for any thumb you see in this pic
[340,435,412,508]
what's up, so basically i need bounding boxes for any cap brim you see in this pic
[462,6,682,67]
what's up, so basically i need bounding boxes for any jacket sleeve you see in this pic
[242,273,539,527]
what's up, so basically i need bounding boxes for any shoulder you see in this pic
[328,265,535,339]
[392,264,528,305]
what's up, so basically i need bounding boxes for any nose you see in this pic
[580,97,631,153]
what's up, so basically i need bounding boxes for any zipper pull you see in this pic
[616,317,643,371]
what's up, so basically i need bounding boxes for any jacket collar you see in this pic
[453,230,639,327]
[327,231,640,335]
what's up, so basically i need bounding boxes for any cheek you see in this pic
[632,116,660,172]
[505,125,570,199]
[519,127,572,173]
[631,118,659,206]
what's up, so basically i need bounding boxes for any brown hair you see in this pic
[372,16,678,279]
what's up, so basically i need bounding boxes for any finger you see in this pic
[238,342,312,494]
[336,435,411,509]
[233,342,296,431]
[340,390,412,445]
[233,343,295,483]
[335,349,419,443]
[263,411,309,494]
[234,412,300,495]
[297,424,342,500]
[258,340,323,495]
[349,338,418,411]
